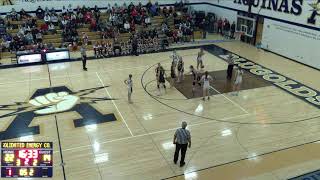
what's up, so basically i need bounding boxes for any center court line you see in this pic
[61,113,250,153]
[210,86,249,114]
[95,72,134,137]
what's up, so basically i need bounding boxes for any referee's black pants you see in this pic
[174,143,188,164]
[227,64,234,79]
[82,55,87,70]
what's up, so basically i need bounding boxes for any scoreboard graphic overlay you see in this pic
[1,142,53,178]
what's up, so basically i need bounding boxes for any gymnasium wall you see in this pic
[188,0,320,69]
[0,0,177,11]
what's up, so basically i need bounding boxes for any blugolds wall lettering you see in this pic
[219,54,320,108]
[233,0,303,15]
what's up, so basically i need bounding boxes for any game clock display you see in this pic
[1,142,53,178]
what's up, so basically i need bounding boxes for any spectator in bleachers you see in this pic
[48,23,56,34]
[124,21,130,32]
[150,3,158,16]
[19,8,31,19]
[144,15,151,26]
[62,6,67,16]
[50,7,56,14]
[36,6,45,19]
[25,32,34,45]
[50,14,59,26]
[67,4,73,13]
[40,23,48,33]
[90,18,97,31]
[44,7,50,15]
[44,14,50,24]
[8,8,19,21]
[217,18,223,34]
[36,32,43,43]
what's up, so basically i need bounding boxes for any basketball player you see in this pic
[170,61,176,88]
[200,71,213,101]
[197,48,205,70]
[80,44,87,71]
[158,65,167,95]
[226,54,234,80]
[124,74,133,103]
[233,67,243,96]
[188,65,201,97]
[170,50,179,76]
[177,56,184,83]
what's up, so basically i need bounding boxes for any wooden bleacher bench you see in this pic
[43,38,63,44]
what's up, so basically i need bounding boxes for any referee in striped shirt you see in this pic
[173,121,191,167]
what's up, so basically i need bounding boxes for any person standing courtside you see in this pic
[173,121,191,167]
[80,44,88,71]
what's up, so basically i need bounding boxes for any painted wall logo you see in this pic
[233,0,303,15]
[0,86,117,141]
[1,0,15,5]
[219,54,320,109]
[307,0,320,24]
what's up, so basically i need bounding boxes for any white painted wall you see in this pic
[189,0,320,28]
[262,18,320,69]
[189,0,320,69]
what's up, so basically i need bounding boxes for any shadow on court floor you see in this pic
[170,70,272,99]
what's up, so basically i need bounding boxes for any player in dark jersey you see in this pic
[170,61,176,88]
[177,56,184,83]
[158,65,167,95]
[188,65,201,96]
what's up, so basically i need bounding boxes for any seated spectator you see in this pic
[44,14,51,24]
[47,43,55,50]
[2,34,12,51]
[36,32,43,43]
[124,21,130,32]
[84,11,93,23]
[17,25,25,36]
[62,6,67,15]
[36,6,45,19]
[50,7,55,14]
[9,8,19,21]
[25,32,34,45]
[40,23,48,33]
[50,14,59,26]
[61,18,68,29]
[44,7,50,15]
[90,18,97,31]
[20,8,30,19]
[146,0,153,13]
[0,23,6,36]
[144,15,151,26]
[67,4,73,13]
[94,5,100,13]
[48,23,56,34]
[150,3,158,16]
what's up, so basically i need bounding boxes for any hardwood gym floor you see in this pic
[0,40,319,180]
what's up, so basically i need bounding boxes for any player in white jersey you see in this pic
[233,67,243,96]
[197,48,205,70]
[124,74,133,103]
[200,71,213,101]
[170,50,179,78]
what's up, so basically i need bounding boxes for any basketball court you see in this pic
[0,40,319,180]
